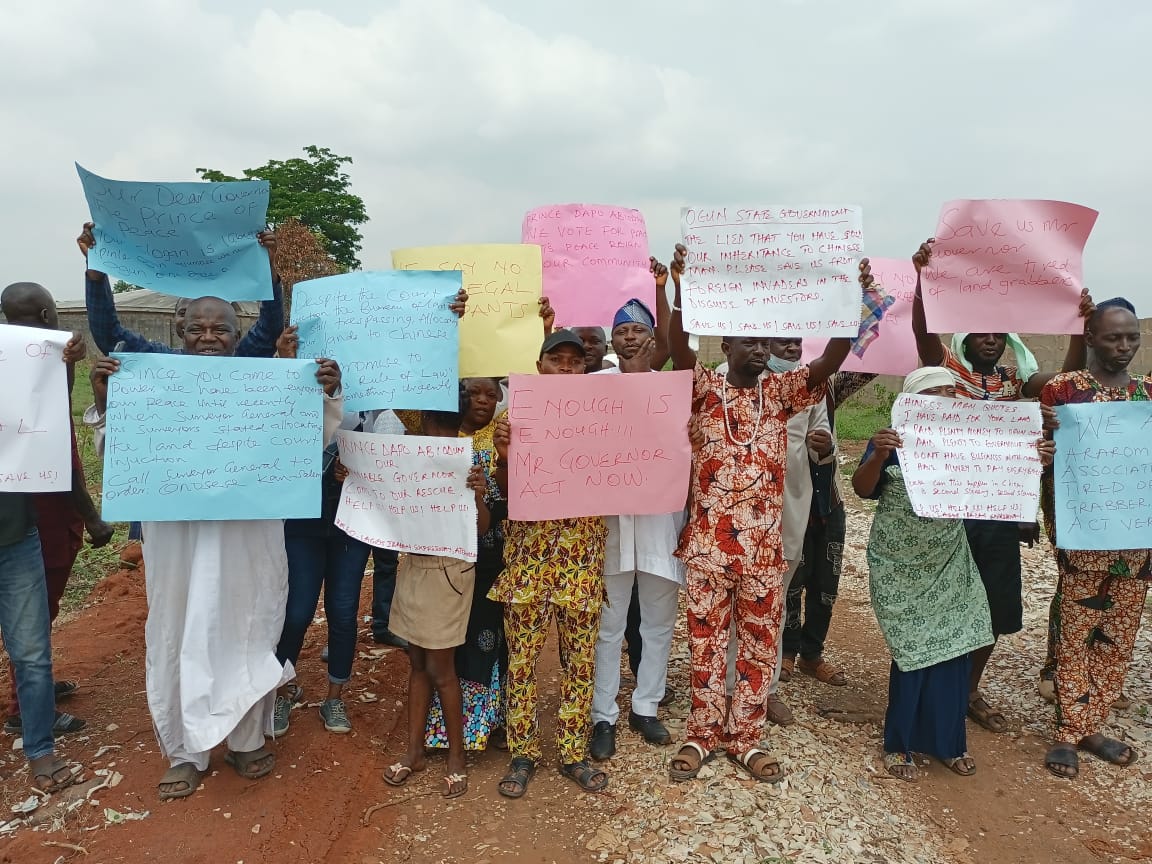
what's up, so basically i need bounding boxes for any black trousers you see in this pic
[782,506,845,660]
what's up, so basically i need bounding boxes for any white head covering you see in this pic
[902,366,956,395]
[950,332,1039,383]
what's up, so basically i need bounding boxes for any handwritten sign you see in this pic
[678,205,864,337]
[293,271,460,413]
[392,245,542,378]
[334,430,477,561]
[0,325,71,492]
[1053,402,1152,550]
[522,204,652,326]
[506,370,692,520]
[102,354,323,521]
[921,199,1097,335]
[892,393,1042,521]
[802,257,918,376]
[76,164,272,301]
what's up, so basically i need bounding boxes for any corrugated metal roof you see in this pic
[56,288,260,315]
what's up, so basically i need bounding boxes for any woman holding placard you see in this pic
[1039,298,1150,779]
[853,367,1054,781]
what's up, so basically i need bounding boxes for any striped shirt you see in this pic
[942,347,1025,401]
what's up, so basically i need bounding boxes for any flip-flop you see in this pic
[383,762,417,787]
[224,747,276,780]
[443,772,468,799]
[1045,744,1079,779]
[158,763,203,800]
[1079,736,1138,767]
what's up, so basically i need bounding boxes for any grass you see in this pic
[60,359,130,615]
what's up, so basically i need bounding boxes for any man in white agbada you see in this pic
[588,296,685,758]
[85,296,344,801]
[717,338,835,727]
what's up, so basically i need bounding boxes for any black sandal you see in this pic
[498,757,536,799]
[560,759,608,793]
[1079,735,1138,766]
[1045,744,1079,779]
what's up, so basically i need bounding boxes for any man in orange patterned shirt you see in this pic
[666,245,865,784]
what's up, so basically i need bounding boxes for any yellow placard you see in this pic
[391,244,543,378]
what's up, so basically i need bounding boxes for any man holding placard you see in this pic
[665,245,865,784]
[1,283,113,739]
[86,297,344,801]
[488,330,609,798]
[910,238,1094,735]
[1040,298,1149,780]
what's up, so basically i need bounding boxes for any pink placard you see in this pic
[506,370,692,520]
[921,199,1097,335]
[523,204,654,327]
[802,257,918,375]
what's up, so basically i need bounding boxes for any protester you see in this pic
[781,372,877,690]
[1039,298,1149,779]
[665,245,860,784]
[86,296,345,800]
[383,388,491,799]
[853,366,1055,780]
[589,292,683,761]
[910,239,1093,734]
[572,327,614,373]
[489,329,609,797]
[0,301,90,794]
[362,410,410,650]
[1,283,113,737]
[76,222,284,358]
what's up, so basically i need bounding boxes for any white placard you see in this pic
[679,205,864,337]
[892,394,1042,521]
[0,324,72,492]
[334,430,477,561]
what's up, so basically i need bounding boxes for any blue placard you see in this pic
[292,270,461,412]
[77,163,272,301]
[1053,402,1152,550]
[102,354,323,521]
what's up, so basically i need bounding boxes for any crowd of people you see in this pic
[0,223,1146,804]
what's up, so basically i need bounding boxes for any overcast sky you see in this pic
[2,0,1148,303]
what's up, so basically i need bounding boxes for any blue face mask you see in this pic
[767,354,800,373]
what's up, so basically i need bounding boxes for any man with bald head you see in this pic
[86,293,345,801]
[1,282,113,741]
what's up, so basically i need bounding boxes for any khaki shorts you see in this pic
[389,554,476,650]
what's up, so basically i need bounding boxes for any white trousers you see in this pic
[591,570,680,723]
[165,700,267,772]
[725,558,800,696]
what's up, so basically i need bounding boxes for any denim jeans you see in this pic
[277,532,371,684]
[370,548,399,639]
[0,529,56,760]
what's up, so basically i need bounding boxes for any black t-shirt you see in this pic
[0,493,35,547]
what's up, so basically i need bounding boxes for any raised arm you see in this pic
[807,259,876,390]
[910,239,946,366]
[852,429,901,498]
[1021,289,1094,397]
[668,244,697,371]
[234,230,285,358]
[78,223,174,355]
[649,257,672,371]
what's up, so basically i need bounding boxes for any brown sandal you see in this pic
[967,693,1008,733]
[669,742,711,782]
[765,695,795,726]
[727,748,785,783]
[798,657,847,687]
[780,656,795,683]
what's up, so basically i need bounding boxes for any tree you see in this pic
[196,146,368,271]
[272,217,345,322]
[112,280,136,294]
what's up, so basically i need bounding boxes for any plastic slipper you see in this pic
[944,752,976,776]
[560,759,609,793]
[497,757,536,799]
[31,757,82,794]
[1079,736,1138,767]
[4,711,86,736]
[727,748,785,784]
[54,681,79,700]
[669,741,711,783]
[383,762,419,787]
[1045,744,1079,779]
[883,751,917,782]
[158,763,203,800]
[443,772,468,799]
[224,747,276,780]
